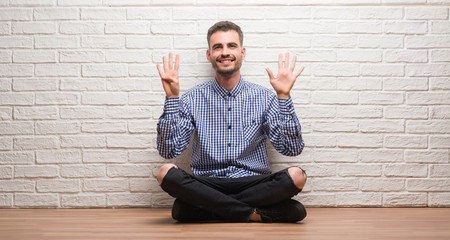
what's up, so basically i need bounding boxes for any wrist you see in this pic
[276,93,290,99]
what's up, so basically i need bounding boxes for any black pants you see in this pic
[160,167,305,222]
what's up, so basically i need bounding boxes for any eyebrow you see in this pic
[211,42,239,48]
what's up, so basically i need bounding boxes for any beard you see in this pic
[210,55,243,77]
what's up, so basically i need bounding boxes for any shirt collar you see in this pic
[212,76,245,98]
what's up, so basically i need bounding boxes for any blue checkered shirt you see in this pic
[157,78,304,178]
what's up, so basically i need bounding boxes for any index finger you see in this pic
[175,54,180,71]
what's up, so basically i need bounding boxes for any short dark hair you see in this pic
[207,21,243,48]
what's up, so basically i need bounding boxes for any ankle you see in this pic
[249,210,262,222]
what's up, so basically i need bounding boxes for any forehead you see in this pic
[209,30,240,47]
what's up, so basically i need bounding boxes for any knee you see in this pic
[288,167,307,190]
[157,163,177,185]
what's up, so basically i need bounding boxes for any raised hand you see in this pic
[265,53,304,99]
[156,53,180,98]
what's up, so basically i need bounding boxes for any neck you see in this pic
[215,71,241,91]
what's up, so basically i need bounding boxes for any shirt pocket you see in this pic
[242,117,262,143]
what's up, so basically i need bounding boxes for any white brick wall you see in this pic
[0,1,449,208]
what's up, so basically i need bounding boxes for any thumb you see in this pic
[265,67,275,80]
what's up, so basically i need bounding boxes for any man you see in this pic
[155,21,307,223]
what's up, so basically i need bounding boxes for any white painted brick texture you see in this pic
[0,2,449,208]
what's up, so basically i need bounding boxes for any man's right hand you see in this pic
[156,53,180,98]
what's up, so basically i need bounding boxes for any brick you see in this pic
[407,64,450,77]
[0,152,34,165]
[336,193,382,207]
[107,79,150,91]
[107,135,152,148]
[36,121,80,134]
[58,0,102,5]
[82,65,127,77]
[430,135,450,149]
[103,0,151,5]
[126,7,170,20]
[82,92,127,105]
[429,193,450,207]
[267,36,311,48]
[385,135,427,149]
[405,150,448,164]
[0,36,32,48]
[294,193,335,207]
[337,50,381,62]
[383,78,428,91]
[34,8,78,20]
[36,93,78,105]
[337,22,381,34]
[337,134,383,148]
[106,107,153,119]
[385,50,427,63]
[130,178,160,192]
[384,21,427,34]
[313,149,359,163]
[303,134,336,148]
[35,64,80,77]
[360,7,402,19]
[360,120,404,133]
[312,178,359,191]
[407,120,450,134]
[292,50,337,62]
[290,21,336,34]
[83,179,129,192]
[407,179,450,191]
[431,50,450,62]
[60,51,104,63]
[0,79,11,92]
[10,0,54,6]
[0,180,34,192]
[107,193,152,207]
[360,178,405,191]
[81,8,125,20]
[0,51,11,63]
[60,165,106,178]
[337,106,382,118]
[0,194,12,207]
[13,50,56,63]
[14,107,58,120]
[174,7,217,19]
[60,107,105,119]
[106,50,151,63]
[59,22,104,35]
[431,106,450,119]
[83,150,127,163]
[129,64,159,77]
[0,64,33,77]
[384,164,427,177]
[383,193,427,207]
[151,21,195,35]
[295,106,336,119]
[14,166,58,178]
[313,8,358,19]
[0,166,12,179]
[82,121,126,133]
[312,120,358,133]
[61,194,106,208]
[0,8,32,20]
[61,135,106,148]
[126,36,171,49]
[407,36,450,48]
[298,164,336,177]
[14,136,59,150]
[105,22,150,34]
[81,36,125,49]
[129,150,165,163]
[338,164,382,177]
[37,179,80,193]
[313,64,359,77]
[407,92,450,105]
[359,150,403,163]
[361,64,404,77]
[0,107,12,120]
[129,92,165,105]
[430,165,450,177]
[0,137,12,150]
[12,22,56,34]
[405,7,448,20]
[360,92,403,105]
[431,21,450,34]
[60,79,105,91]
[35,36,78,49]
[0,122,34,135]
[384,106,428,119]
[0,23,9,35]
[313,35,356,48]
[128,120,158,133]
[107,165,152,177]
[359,36,403,48]
[240,21,289,33]
[15,194,58,207]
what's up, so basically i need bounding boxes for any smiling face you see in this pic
[207,30,246,78]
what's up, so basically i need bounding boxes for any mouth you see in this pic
[217,57,236,64]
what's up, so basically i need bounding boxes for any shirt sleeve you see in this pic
[264,95,305,156]
[156,97,194,159]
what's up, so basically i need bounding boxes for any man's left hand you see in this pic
[266,53,304,99]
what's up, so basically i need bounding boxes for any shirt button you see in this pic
[228,126,231,129]
[228,107,231,111]
[227,143,231,147]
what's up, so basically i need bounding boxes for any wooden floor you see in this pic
[1,208,449,240]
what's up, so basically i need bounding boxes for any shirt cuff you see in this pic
[164,97,180,115]
[278,97,295,115]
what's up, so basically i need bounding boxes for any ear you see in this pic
[206,49,211,62]
[241,47,246,60]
